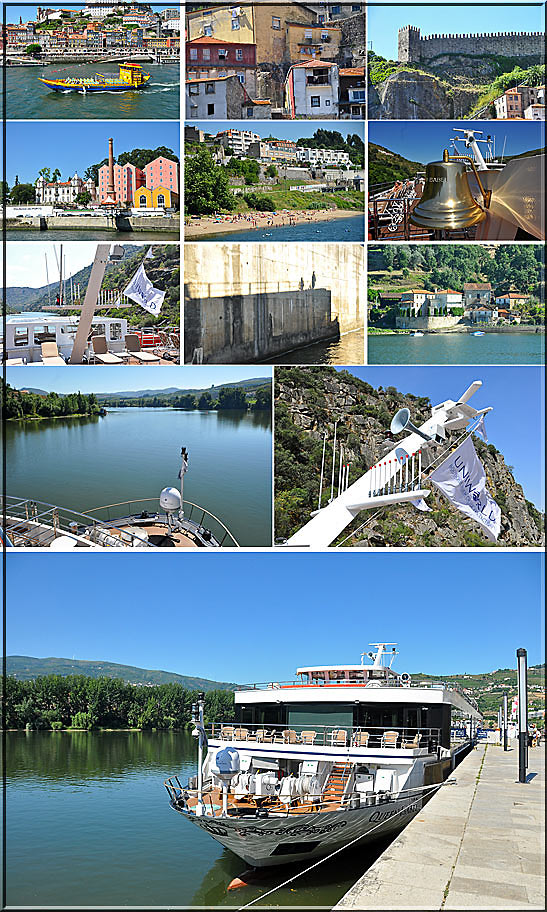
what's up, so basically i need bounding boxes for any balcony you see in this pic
[306,74,330,86]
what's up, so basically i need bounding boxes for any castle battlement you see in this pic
[398,25,545,63]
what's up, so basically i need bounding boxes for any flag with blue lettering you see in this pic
[123,263,165,316]
[429,436,501,541]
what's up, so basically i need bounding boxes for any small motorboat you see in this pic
[472,331,485,336]
[39,62,151,94]
[411,331,424,337]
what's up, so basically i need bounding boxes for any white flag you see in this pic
[429,436,501,541]
[123,263,165,316]
[475,415,488,442]
[411,497,432,512]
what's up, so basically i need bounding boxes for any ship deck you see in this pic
[182,785,344,818]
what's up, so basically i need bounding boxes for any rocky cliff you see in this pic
[369,71,482,120]
[274,367,544,548]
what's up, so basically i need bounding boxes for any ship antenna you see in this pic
[179,446,189,517]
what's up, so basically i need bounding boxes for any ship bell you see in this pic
[410,150,487,230]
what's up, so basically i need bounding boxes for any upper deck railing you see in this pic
[234,679,478,709]
[208,721,443,751]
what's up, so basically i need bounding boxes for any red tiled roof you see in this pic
[292,59,336,68]
[340,67,365,76]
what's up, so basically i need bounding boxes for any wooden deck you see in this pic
[184,786,343,818]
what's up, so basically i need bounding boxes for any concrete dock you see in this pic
[334,743,545,910]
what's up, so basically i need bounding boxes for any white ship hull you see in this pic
[176,794,424,867]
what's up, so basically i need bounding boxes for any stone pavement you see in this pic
[333,742,545,910]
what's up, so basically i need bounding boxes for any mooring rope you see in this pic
[237,781,444,910]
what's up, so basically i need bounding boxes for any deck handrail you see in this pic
[208,721,443,749]
[232,678,477,706]
[1,494,159,549]
[82,498,240,547]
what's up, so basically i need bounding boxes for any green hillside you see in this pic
[7,655,236,691]
[368,142,424,186]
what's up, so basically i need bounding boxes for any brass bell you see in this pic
[410,150,487,230]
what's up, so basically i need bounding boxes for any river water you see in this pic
[6,228,180,241]
[5,407,272,547]
[368,332,545,365]
[3,62,180,120]
[266,328,365,364]
[189,215,366,244]
[6,731,392,908]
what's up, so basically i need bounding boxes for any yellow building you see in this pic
[286,22,341,61]
[134,186,179,209]
[185,2,318,64]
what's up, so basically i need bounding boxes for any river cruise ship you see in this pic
[165,644,481,867]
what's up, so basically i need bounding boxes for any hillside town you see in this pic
[492,83,545,120]
[184,1,365,119]
[2,2,180,62]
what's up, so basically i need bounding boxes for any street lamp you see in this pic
[516,647,528,783]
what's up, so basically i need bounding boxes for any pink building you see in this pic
[97,162,145,204]
[143,156,179,195]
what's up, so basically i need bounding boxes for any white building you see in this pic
[524,103,545,120]
[285,60,340,119]
[295,146,351,166]
[85,3,121,19]
[35,173,96,205]
[215,129,261,155]
[430,289,463,310]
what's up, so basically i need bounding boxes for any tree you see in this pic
[10,183,36,204]
[197,391,213,409]
[185,147,234,215]
[217,386,248,409]
[252,387,272,410]
[52,169,61,183]
[25,43,42,57]
[75,191,92,207]
[37,167,52,183]
[0,181,10,201]
[266,164,278,179]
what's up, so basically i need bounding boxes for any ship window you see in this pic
[91,324,106,337]
[60,325,78,336]
[271,842,321,856]
[14,326,29,347]
[33,325,56,344]
[109,323,122,341]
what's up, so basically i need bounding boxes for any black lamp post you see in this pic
[516,647,528,783]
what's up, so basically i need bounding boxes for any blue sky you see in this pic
[6,122,180,186]
[368,121,544,164]
[4,3,167,23]
[334,367,545,509]
[368,3,546,60]
[6,366,272,394]
[191,122,365,143]
[5,552,544,679]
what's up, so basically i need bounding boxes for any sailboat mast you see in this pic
[44,253,51,309]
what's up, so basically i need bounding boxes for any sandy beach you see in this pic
[184,207,363,240]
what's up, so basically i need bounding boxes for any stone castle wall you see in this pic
[398,26,545,63]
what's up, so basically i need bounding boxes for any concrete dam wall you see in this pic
[184,243,364,363]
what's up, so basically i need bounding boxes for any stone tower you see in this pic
[398,25,421,62]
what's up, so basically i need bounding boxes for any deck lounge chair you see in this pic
[220,726,234,740]
[233,728,249,741]
[352,731,370,747]
[282,729,300,744]
[255,729,273,743]
[300,731,317,745]
[91,336,123,365]
[330,729,348,746]
[125,334,161,364]
[402,733,420,749]
[380,730,399,748]
[40,342,66,366]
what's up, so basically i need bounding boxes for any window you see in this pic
[138,195,147,207]
[310,96,320,107]
[91,324,106,337]
[218,71,227,77]
[189,83,199,95]
[218,48,226,58]
[304,30,312,39]
[189,48,197,59]
[321,31,329,39]
[325,99,330,106]
[231,18,239,29]
[205,82,215,94]
[33,325,56,344]
[332,5,341,13]
[109,323,122,341]
[272,16,280,29]
[202,48,210,60]
[236,48,243,60]
[190,108,198,117]
[204,25,212,36]
[352,3,361,9]
[238,73,245,83]
[246,107,254,117]
[14,326,29,347]
[207,103,215,115]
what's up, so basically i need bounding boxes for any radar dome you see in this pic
[160,486,181,513]
[212,747,240,781]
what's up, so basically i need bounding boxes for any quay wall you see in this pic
[184,286,339,363]
[4,215,180,232]
[184,242,364,332]
[395,315,462,330]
